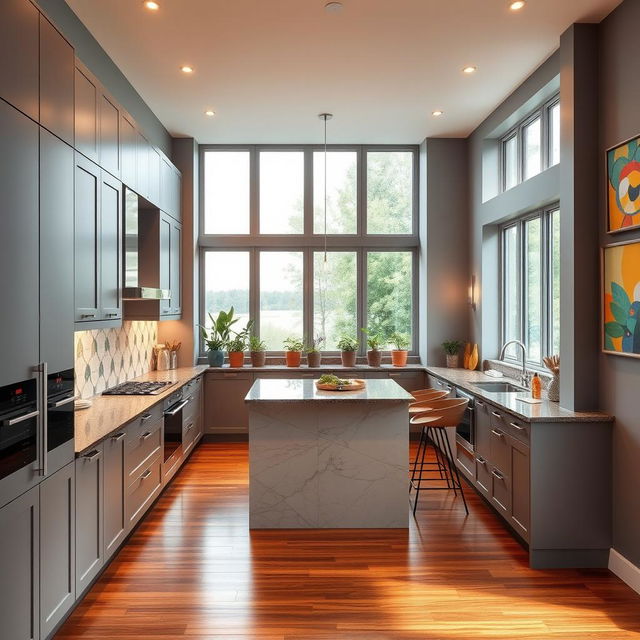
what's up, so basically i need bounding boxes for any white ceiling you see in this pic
[66,0,621,144]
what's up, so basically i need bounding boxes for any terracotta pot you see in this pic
[251,351,266,367]
[285,351,302,367]
[391,350,408,367]
[307,351,321,368]
[228,351,245,368]
[446,353,459,368]
[367,349,382,367]
[341,351,357,367]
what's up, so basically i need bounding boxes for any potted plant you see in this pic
[200,307,238,367]
[305,336,324,368]
[337,335,359,367]
[389,332,410,367]
[442,340,463,368]
[227,320,254,368]
[249,335,267,367]
[283,336,304,367]
[361,328,384,367]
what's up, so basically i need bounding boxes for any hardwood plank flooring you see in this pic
[55,443,640,639]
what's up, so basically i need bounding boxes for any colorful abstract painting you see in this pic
[603,241,640,357]
[608,135,640,232]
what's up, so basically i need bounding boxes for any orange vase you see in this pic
[228,351,245,368]
[286,351,302,367]
[468,344,479,370]
[391,350,408,367]
[463,343,471,369]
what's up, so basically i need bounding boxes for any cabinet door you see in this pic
[75,446,104,595]
[510,436,530,541]
[99,92,120,177]
[169,219,182,316]
[161,157,181,220]
[40,129,74,372]
[0,485,39,640]
[40,15,74,145]
[0,0,39,119]
[148,146,161,206]
[100,171,123,320]
[120,113,137,189]
[474,398,491,461]
[74,154,100,323]
[427,375,453,397]
[204,373,254,434]
[0,101,39,386]
[103,430,127,561]
[74,64,98,162]
[136,130,149,199]
[387,370,425,392]
[159,213,171,317]
[39,461,75,639]
[490,466,510,516]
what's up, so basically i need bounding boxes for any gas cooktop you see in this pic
[102,381,174,396]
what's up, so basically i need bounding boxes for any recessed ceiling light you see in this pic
[432,110,444,117]
[180,65,194,74]
[462,65,477,74]
[509,0,526,10]
[205,109,215,117]
[325,2,343,13]
[143,1,159,10]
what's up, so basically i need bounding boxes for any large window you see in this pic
[500,95,559,192]
[200,146,418,354]
[501,206,560,367]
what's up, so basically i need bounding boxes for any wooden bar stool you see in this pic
[409,398,469,516]
[410,388,449,401]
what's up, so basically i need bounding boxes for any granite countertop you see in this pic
[245,377,415,403]
[74,365,208,453]
[425,366,613,423]
[209,364,427,372]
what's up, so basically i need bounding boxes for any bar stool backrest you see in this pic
[410,396,464,413]
[410,389,448,404]
[414,398,468,427]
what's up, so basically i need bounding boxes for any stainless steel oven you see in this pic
[455,387,475,453]
[163,389,187,467]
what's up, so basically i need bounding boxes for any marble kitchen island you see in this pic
[245,377,413,529]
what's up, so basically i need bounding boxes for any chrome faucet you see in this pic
[499,340,531,388]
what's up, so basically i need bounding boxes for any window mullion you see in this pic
[304,249,313,348]
[359,249,367,357]
[251,248,260,341]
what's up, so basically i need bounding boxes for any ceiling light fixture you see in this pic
[324,2,343,13]
[205,109,215,117]
[462,65,477,74]
[509,0,526,10]
[180,65,194,74]
[318,113,333,264]
[143,1,160,10]
[432,110,444,117]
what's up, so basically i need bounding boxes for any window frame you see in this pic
[198,144,420,357]
[499,203,560,369]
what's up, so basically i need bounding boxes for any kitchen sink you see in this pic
[473,381,526,393]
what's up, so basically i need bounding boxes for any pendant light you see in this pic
[318,113,333,263]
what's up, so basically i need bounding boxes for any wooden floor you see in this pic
[56,442,640,640]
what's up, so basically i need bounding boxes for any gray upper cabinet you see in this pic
[161,156,181,221]
[136,130,150,200]
[120,112,137,190]
[74,153,100,323]
[169,218,182,316]
[74,63,99,162]
[159,213,172,317]
[39,461,75,639]
[0,0,39,120]
[40,129,74,372]
[75,446,104,596]
[0,486,40,640]
[99,171,123,321]
[148,146,161,205]
[0,100,40,387]
[103,430,127,561]
[39,14,74,146]
[99,92,120,178]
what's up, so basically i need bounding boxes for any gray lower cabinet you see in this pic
[39,462,75,639]
[0,485,39,640]
[387,370,425,392]
[75,446,104,596]
[205,372,254,434]
[103,430,127,561]
[510,436,530,539]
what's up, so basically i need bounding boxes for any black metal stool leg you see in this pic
[441,427,469,515]
[413,424,430,515]
[409,426,426,491]
[433,427,455,491]
[428,427,447,482]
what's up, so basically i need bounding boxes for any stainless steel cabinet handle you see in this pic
[105,312,119,318]
[164,399,189,416]
[141,469,152,480]
[509,422,525,431]
[111,432,125,441]
[185,423,194,432]
[81,313,96,319]
[491,411,502,418]
[140,431,152,440]
[83,449,100,462]
[2,409,40,426]
[477,457,487,465]
[476,400,485,408]
[49,395,77,408]
[140,413,152,422]
[492,469,505,480]
[491,429,504,438]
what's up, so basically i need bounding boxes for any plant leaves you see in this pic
[604,335,615,351]
[611,282,631,312]
[605,321,624,338]
[611,301,629,325]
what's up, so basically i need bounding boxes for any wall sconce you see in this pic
[469,275,477,311]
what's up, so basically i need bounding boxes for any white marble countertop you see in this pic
[245,377,414,403]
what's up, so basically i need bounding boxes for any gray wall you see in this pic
[34,0,171,155]
[598,0,640,568]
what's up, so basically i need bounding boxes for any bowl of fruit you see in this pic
[315,374,366,392]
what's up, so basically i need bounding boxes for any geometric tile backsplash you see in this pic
[74,321,158,399]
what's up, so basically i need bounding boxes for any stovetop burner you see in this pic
[102,381,174,396]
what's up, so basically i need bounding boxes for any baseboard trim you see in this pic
[609,548,640,595]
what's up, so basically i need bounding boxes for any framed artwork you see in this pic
[603,240,640,357]
[607,135,640,233]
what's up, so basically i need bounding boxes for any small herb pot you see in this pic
[391,350,408,367]
[251,351,266,367]
[367,349,382,367]
[341,351,357,367]
[207,349,225,367]
[307,351,321,368]
[285,351,302,367]
[228,351,245,368]
[445,354,459,368]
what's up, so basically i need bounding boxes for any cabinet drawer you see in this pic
[183,417,198,456]
[475,455,491,497]
[125,412,162,483]
[126,454,162,530]
[125,404,163,441]
[505,416,530,443]
[456,443,475,481]
[490,466,510,516]
[488,422,510,472]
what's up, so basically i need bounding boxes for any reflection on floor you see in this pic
[55,442,640,639]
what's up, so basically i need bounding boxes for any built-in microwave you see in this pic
[455,387,475,454]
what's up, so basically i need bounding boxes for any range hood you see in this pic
[123,188,170,301]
